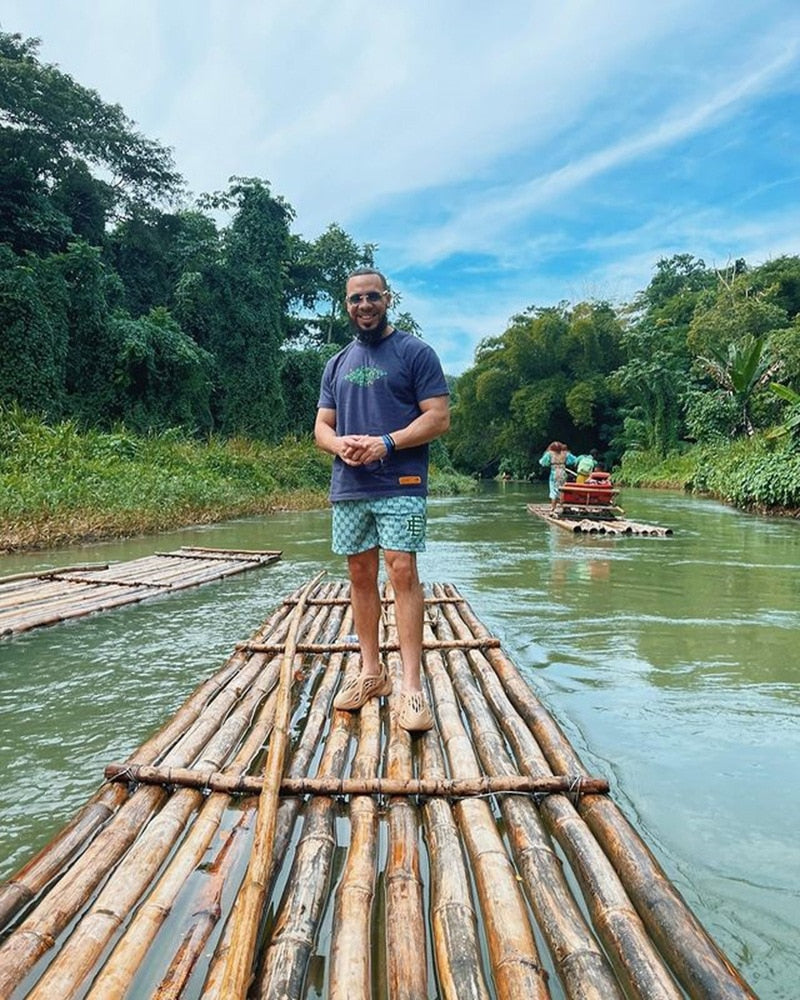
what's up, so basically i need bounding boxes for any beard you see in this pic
[351,313,388,345]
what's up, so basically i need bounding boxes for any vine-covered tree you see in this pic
[176,178,293,438]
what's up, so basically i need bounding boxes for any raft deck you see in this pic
[0,579,751,999]
[0,546,282,637]
[528,503,674,536]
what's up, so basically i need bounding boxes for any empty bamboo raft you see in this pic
[0,546,282,638]
[527,503,674,536]
[0,578,754,999]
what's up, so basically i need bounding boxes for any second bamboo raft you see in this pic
[0,546,282,637]
[0,579,751,999]
[527,503,674,536]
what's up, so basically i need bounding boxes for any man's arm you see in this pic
[314,407,339,456]
[337,395,450,466]
[314,407,367,467]
[315,396,450,467]
[390,395,450,450]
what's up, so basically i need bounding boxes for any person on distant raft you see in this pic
[539,441,577,513]
[575,448,599,483]
[314,267,450,732]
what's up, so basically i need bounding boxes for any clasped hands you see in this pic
[338,434,389,467]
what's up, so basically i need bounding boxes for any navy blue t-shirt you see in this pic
[318,329,449,501]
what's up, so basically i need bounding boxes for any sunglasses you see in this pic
[346,291,387,305]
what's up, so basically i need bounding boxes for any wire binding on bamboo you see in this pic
[0,577,755,1000]
[103,761,609,799]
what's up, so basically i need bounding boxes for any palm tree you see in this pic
[698,335,782,436]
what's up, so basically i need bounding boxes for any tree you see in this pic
[767,383,800,445]
[448,302,624,476]
[107,208,220,317]
[696,335,782,437]
[0,30,183,253]
[110,307,214,432]
[613,255,715,455]
[179,178,293,439]
[0,244,68,417]
[286,223,376,345]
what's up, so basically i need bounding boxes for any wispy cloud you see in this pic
[396,40,799,267]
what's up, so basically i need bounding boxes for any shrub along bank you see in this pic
[0,407,475,552]
[617,437,800,514]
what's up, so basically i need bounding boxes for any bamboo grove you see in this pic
[2,28,799,509]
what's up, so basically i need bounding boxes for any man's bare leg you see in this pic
[347,547,382,676]
[384,549,424,692]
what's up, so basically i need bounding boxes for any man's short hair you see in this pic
[346,266,388,290]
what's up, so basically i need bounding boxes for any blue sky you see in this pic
[3,1,800,374]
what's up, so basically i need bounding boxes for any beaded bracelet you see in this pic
[381,433,396,454]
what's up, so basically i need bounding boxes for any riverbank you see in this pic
[615,437,800,517]
[0,408,476,553]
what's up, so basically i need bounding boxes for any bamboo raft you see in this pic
[527,504,674,536]
[0,578,753,999]
[0,546,282,638]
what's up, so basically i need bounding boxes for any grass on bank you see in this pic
[618,436,800,513]
[0,407,476,552]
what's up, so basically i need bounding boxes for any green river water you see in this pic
[0,483,798,998]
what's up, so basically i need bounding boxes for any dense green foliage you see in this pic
[618,436,800,511]
[0,31,390,442]
[449,252,800,501]
[450,301,623,477]
[0,405,475,550]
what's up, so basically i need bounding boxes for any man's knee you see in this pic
[348,548,379,589]
[384,550,419,591]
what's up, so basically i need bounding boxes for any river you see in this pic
[1,483,798,999]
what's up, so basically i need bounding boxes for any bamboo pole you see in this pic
[0,550,282,637]
[0,597,288,935]
[0,596,296,995]
[180,546,282,556]
[238,636,501,654]
[382,635,431,1000]
[443,584,757,1000]
[30,636,287,1000]
[0,563,109,585]
[433,589,661,1000]
[202,584,354,997]
[83,638,297,1000]
[154,550,279,564]
[254,653,358,996]
[0,791,126,930]
[327,661,382,998]
[0,646,274,996]
[216,570,325,999]
[151,808,254,1000]
[417,648,491,1000]
[81,585,337,999]
[0,784,170,997]
[103,761,607,799]
[421,619,550,1000]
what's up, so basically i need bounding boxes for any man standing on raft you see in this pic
[314,267,450,732]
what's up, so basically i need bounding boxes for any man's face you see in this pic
[345,273,391,344]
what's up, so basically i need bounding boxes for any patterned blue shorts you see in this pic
[331,496,427,555]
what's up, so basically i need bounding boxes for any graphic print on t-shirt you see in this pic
[344,365,387,388]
